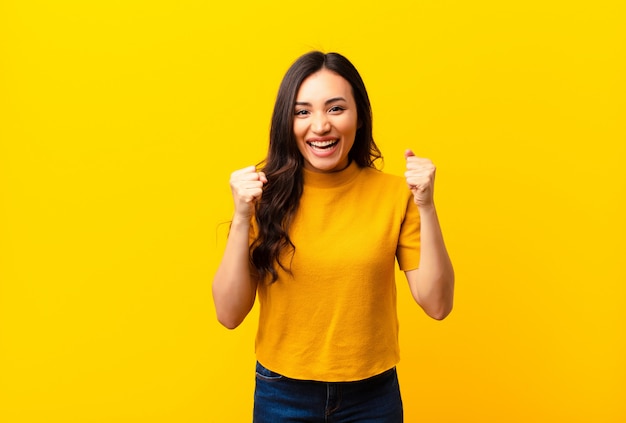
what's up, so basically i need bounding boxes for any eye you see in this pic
[295,109,309,116]
[329,106,345,113]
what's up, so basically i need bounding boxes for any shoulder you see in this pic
[357,166,412,203]
[359,166,406,188]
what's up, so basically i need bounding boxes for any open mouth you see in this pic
[307,139,339,151]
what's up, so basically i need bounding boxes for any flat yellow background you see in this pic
[1,1,625,422]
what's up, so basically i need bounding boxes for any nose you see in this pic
[311,113,330,134]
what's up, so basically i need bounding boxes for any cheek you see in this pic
[293,121,306,140]
[339,117,358,139]
[293,123,306,152]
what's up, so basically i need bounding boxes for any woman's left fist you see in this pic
[404,149,436,208]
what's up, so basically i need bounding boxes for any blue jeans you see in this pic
[253,362,403,422]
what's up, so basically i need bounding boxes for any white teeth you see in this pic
[309,140,338,148]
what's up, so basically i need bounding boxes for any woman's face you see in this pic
[293,69,358,173]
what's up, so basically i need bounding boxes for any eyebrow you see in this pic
[294,97,348,107]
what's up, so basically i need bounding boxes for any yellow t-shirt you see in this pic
[255,161,421,382]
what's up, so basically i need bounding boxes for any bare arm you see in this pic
[212,166,266,329]
[404,150,455,320]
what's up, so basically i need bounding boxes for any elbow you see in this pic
[213,297,245,329]
[216,312,244,330]
[427,273,455,321]
[427,303,453,321]
[212,281,255,330]
[420,285,454,321]
[413,280,455,321]
[214,298,252,329]
[413,295,454,321]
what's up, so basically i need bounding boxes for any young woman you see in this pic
[213,51,454,422]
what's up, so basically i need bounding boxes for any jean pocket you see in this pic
[255,361,285,381]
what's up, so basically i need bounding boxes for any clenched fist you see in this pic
[404,149,436,208]
[230,166,267,219]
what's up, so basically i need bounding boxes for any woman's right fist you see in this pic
[229,166,267,218]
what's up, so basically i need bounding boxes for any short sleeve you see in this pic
[396,192,421,271]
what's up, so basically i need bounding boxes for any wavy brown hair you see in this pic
[251,51,382,283]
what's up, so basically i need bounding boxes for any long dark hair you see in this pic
[251,51,382,283]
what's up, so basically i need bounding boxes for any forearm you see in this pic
[212,215,258,329]
[408,204,455,320]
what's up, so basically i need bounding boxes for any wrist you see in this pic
[231,212,252,227]
[417,202,436,215]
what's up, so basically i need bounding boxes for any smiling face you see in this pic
[293,68,359,173]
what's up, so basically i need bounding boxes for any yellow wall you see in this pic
[1,1,624,422]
